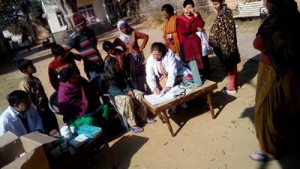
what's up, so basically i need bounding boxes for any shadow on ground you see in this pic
[0,44,53,75]
[169,91,236,136]
[92,135,149,169]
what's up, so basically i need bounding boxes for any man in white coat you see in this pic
[0,90,43,137]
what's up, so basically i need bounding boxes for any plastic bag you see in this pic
[196,30,213,56]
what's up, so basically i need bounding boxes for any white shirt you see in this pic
[0,105,43,137]
[146,49,191,91]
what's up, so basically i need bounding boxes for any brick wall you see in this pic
[137,0,300,17]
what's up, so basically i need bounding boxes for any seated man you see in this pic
[0,90,44,136]
[57,66,110,129]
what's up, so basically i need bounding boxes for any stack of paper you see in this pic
[144,86,192,105]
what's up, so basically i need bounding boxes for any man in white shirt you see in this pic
[0,90,43,137]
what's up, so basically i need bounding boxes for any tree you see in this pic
[54,0,77,28]
[0,0,44,43]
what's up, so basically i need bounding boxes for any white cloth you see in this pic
[146,49,191,91]
[0,105,43,137]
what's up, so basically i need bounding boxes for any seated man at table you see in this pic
[146,42,191,112]
[0,90,55,137]
[58,66,110,129]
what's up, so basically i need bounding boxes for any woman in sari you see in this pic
[114,20,149,93]
[102,41,156,133]
[177,0,210,78]
[249,0,300,162]
[209,0,241,94]
[161,4,181,58]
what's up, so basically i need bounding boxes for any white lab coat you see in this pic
[0,105,43,137]
[146,49,191,91]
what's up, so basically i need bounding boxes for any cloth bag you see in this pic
[196,29,213,56]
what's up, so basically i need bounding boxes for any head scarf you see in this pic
[117,20,133,43]
[117,20,136,52]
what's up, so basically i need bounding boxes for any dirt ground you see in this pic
[1,18,299,169]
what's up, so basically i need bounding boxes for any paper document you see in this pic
[144,86,192,105]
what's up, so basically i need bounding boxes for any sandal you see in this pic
[249,151,276,162]
[130,126,144,133]
[221,87,237,94]
[146,118,157,124]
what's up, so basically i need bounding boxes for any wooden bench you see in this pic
[233,1,268,19]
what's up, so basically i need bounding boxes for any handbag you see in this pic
[196,29,213,56]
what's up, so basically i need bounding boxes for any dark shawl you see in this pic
[257,0,300,75]
[209,4,241,71]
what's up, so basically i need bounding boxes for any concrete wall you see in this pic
[42,0,67,34]
[137,0,300,17]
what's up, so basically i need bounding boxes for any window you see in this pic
[78,5,96,24]
[56,12,67,27]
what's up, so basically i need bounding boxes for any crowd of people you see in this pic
[0,0,299,163]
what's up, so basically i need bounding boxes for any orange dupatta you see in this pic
[163,15,181,57]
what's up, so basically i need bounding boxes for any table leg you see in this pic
[207,93,216,119]
[158,113,166,123]
[161,110,175,137]
[103,135,116,169]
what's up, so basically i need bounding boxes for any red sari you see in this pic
[177,14,205,69]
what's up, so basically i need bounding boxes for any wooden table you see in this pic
[53,131,116,169]
[143,80,218,137]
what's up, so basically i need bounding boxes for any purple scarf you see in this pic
[58,82,88,119]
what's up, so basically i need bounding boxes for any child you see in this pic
[58,66,111,128]
[18,59,59,134]
[48,44,80,91]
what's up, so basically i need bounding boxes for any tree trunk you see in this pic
[21,1,38,43]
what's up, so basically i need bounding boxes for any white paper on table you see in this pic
[144,86,192,105]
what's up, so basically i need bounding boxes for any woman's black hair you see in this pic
[161,4,174,15]
[102,40,114,52]
[7,90,29,107]
[151,42,168,57]
[183,0,195,7]
[59,66,76,82]
[17,59,33,72]
[51,44,66,57]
